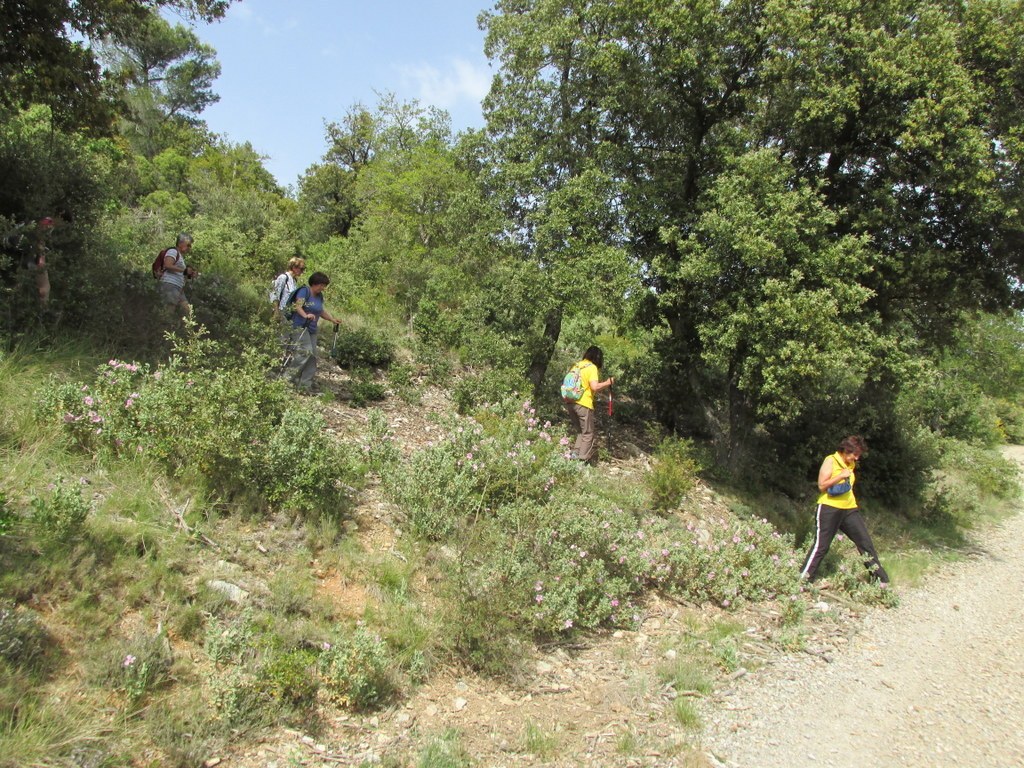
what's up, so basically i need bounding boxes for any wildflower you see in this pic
[125,398,134,408]
[560,437,570,446]
[564,619,573,629]
[722,599,731,607]
[535,581,543,591]
[63,413,75,424]
[610,598,619,607]
[535,594,544,603]
[81,385,89,392]
[321,642,332,651]
[466,452,473,460]
[83,396,94,406]
[123,654,136,668]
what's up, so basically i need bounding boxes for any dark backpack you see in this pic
[151,247,172,279]
[283,285,306,320]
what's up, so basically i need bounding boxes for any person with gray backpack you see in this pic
[269,257,305,322]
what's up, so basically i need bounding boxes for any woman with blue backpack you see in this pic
[800,435,889,585]
[561,345,614,465]
[284,271,341,393]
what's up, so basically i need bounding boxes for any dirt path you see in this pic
[701,447,1024,768]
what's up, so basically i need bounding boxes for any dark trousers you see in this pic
[801,504,889,583]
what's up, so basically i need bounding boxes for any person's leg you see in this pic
[296,331,318,391]
[564,402,582,457]
[800,504,843,580]
[838,509,890,583]
[573,404,597,462]
[286,327,312,387]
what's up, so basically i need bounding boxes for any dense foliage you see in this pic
[1,1,1024,763]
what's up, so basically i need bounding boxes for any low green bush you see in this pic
[255,647,319,710]
[648,436,703,511]
[38,328,365,517]
[28,480,90,547]
[332,327,395,369]
[384,399,579,540]
[318,626,395,711]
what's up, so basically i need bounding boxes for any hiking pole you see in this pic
[330,323,340,359]
[607,386,613,417]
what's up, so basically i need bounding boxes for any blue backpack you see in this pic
[560,362,591,401]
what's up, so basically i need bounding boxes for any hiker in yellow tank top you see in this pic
[564,345,614,465]
[800,435,889,585]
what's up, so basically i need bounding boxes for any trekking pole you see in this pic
[330,323,340,359]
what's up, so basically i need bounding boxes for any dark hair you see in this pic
[838,435,867,456]
[581,345,604,370]
[308,271,330,287]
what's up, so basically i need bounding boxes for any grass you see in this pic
[523,718,559,758]
[672,697,702,730]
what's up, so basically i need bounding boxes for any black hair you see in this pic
[582,345,604,370]
[308,271,330,287]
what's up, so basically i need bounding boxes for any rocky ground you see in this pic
[220,369,1024,768]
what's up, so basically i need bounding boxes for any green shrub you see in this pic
[38,330,365,518]
[332,327,395,368]
[204,612,256,666]
[451,368,523,414]
[254,647,319,709]
[384,399,579,540]
[28,480,90,546]
[648,436,703,511]
[259,406,363,518]
[318,626,395,711]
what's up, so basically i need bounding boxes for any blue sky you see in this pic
[182,0,494,189]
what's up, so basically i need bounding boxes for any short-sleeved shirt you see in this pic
[270,272,297,310]
[576,360,599,410]
[290,285,324,332]
[159,248,186,289]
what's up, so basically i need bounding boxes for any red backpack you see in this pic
[151,247,173,279]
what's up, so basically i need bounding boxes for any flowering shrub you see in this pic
[384,399,580,539]
[39,336,365,515]
[110,632,173,708]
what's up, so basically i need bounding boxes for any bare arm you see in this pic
[818,456,852,492]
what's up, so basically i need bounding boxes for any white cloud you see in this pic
[399,57,491,111]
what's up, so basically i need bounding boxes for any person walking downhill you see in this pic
[800,435,890,585]
[157,233,195,317]
[269,257,305,323]
[562,345,614,465]
[285,271,341,393]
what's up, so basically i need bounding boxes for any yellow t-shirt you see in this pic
[576,360,599,410]
[816,452,857,509]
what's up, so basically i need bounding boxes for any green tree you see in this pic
[0,0,230,132]
[100,14,221,157]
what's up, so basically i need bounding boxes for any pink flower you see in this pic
[564,619,573,629]
[610,598,619,607]
[83,396,94,406]
[123,654,136,667]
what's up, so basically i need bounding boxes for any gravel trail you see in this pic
[703,448,1024,768]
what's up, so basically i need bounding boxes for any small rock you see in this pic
[206,580,249,604]
[454,697,468,711]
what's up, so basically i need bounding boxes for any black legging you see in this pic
[801,503,889,583]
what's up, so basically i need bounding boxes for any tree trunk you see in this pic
[527,306,563,396]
